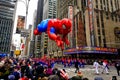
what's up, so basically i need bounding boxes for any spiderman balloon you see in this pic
[34,18,72,50]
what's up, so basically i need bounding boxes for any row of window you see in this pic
[0,47,10,53]
[0,0,15,53]
[0,20,12,34]
[95,0,119,12]
[0,18,12,53]
[106,12,120,22]
[96,10,106,47]
[96,10,120,47]
[96,12,120,23]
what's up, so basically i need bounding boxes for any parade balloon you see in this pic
[48,33,57,40]
[34,18,72,50]
[61,18,72,34]
[50,27,55,34]
[34,28,39,35]
[38,19,49,32]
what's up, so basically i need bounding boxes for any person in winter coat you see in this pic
[115,61,120,76]
[75,59,79,73]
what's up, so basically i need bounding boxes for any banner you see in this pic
[64,47,118,54]
[88,0,95,46]
[16,16,25,33]
[68,5,73,36]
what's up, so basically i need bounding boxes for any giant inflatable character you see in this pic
[34,18,72,50]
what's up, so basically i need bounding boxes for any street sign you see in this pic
[20,29,30,37]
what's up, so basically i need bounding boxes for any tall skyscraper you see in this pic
[39,0,57,57]
[0,0,16,54]
[34,0,44,57]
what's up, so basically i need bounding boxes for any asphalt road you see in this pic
[54,64,120,80]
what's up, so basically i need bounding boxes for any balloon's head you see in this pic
[61,18,72,34]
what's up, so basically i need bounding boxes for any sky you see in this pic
[14,0,38,33]
[12,0,38,47]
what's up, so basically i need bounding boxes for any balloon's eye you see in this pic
[62,25,66,29]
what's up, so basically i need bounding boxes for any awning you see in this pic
[64,47,118,54]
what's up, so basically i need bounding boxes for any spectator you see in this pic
[46,65,53,76]
[8,74,15,80]
[75,59,79,73]
[115,61,120,76]
[11,66,20,80]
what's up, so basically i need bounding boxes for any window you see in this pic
[115,15,118,22]
[117,0,119,10]
[98,36,101,46]
[106,12,109,19]
[106,0,109,11]
[100,0,102,4]
[96,0,98,8]
[115,0,117,10]
[101,5,103,9]
[74,0,77,6]
[111,0,113,12]
[100,0,103,9]
[111,14,114,21]
[103,39,106,47]
[102,29,105,35]
[101,11,104,28]
[100,11,103,21]
[98,29,100,35]
[96,0,98,3]
[83,0,87,7]
[103,0,105,5]
[96,13,100,27]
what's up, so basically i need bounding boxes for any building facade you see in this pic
[34,0,44,57]
[40,0,57,58]
[57,0,120,58]
[0,0,16,54]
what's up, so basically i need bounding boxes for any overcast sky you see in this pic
[12,0,38,46]
[14,0,38,30]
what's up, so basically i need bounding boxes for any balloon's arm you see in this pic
[47,20,57,40]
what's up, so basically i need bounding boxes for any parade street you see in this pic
[55,64,120,80]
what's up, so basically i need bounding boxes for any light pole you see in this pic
[24,0,30,29]
[14,0,30,26]
[14,0,31,57]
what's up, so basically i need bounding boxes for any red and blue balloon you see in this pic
[34,18,72,50]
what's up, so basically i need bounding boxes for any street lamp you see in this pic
[14,0,30,23]
[13,0,31,57]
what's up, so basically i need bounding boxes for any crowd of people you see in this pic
[0,57,88,80]
[0,56,119,80]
